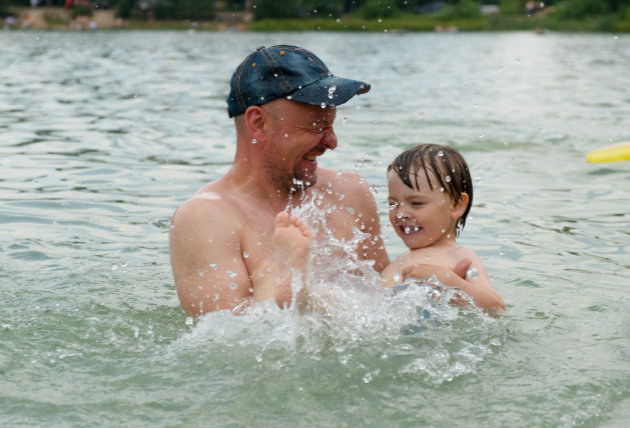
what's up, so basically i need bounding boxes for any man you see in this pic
[169,45,390,316]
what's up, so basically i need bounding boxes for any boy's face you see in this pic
[387,169,463,250]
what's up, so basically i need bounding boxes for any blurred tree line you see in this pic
[234,1,630,20]
[2,0,629,21]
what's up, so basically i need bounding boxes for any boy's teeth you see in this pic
[304,155,316,161]
[403,226,420,233]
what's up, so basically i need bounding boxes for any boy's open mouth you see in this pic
[400,225,421,234]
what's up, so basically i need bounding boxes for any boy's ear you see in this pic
[451,192,469,219]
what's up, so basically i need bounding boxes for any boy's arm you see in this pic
[402,262,505,313]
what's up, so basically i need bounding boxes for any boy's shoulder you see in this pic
[402,244,473,270]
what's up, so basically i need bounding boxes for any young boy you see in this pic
[258,144,505,313]
[380,144,504,312]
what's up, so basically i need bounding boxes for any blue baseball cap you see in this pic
[227,45,371,118]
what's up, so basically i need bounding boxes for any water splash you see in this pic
[168,195,504,384]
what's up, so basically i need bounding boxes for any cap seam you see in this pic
[259,47,292,95]
[297,47,329,72]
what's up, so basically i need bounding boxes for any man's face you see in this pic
[262,99,338,193]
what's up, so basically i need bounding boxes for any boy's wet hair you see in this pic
[387,143,473,233]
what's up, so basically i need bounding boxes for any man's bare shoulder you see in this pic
[315,168,372,203]
[317,167,368,188]
[171,185,242,231]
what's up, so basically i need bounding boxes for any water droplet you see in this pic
[327,85,337,99]
[515,58,521,64]
[467,268,479,279]
[228,283,238,290]
[227,270,237,278]
[251,138,257,144]
[243,252,249,259]
[438,151,444,157]
[363,372,373,383]
[185,317,194,326]
[418,112,424,118]
[286,95,293,100]
[110,260,127,270]
[209,263,218,270]
[479,132,485,138]
[320,102,326,109]
[445,175,451,183]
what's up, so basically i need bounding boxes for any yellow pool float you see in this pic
[586,141,630,163]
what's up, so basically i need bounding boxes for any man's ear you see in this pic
[245,106,264,133]
[245,106,272,144]
[451,192,469,219]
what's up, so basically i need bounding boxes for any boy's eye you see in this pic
[388,202,398,210]
[410,201,423,207]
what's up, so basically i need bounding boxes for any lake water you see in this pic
[1,30,629,427]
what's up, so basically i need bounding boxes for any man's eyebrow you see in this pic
[311,114,335,126]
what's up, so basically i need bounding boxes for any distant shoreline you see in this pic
[4,7,630,33]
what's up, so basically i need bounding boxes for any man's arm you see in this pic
[169,197,251,316]
[332,170,390,273]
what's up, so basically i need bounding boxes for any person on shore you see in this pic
[169,45,390,316]
[268,144,505,314]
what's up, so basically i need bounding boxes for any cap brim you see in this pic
[288,76,371,108]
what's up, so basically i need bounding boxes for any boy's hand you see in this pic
[453,258,472,279]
